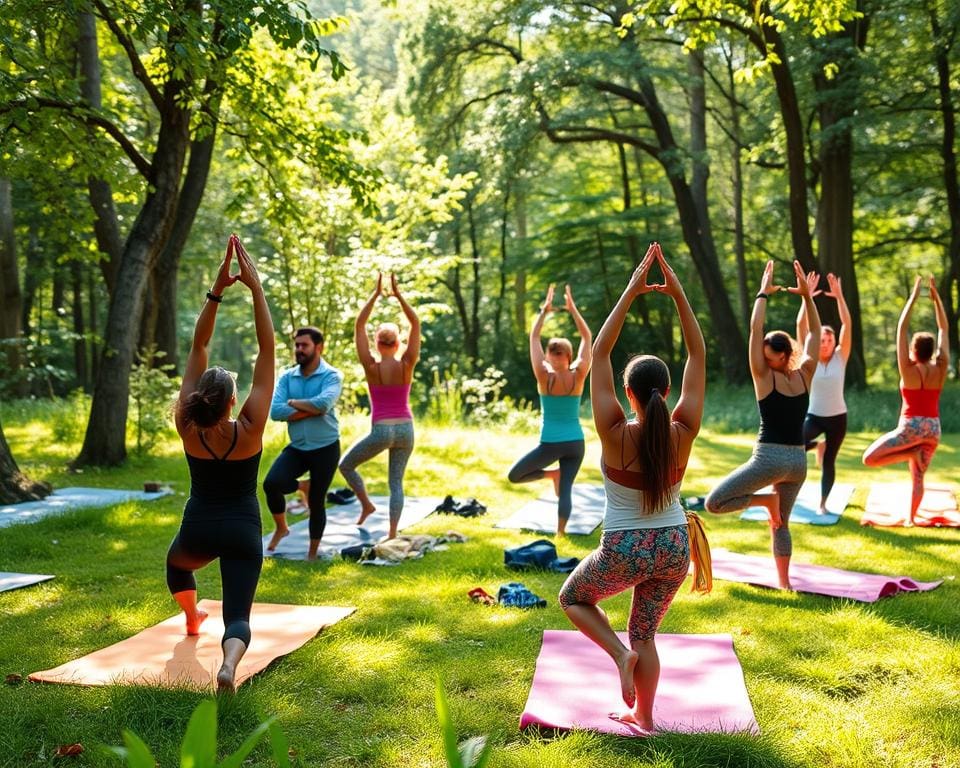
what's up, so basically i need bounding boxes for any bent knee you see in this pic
[704,493,723,514]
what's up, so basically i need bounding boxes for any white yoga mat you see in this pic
[0,572,55,593]
[263,495,439,560]
[495,484,606,535]
[0,487,172,528]
[740,481,855,526]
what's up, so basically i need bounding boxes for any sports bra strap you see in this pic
[198,422,239,461]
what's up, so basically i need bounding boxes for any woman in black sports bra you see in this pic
[168,234,275,693]
[706,260,821,589]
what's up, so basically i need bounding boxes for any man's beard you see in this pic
[295,350,316,366]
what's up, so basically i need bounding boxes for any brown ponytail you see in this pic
[177,367,235,430]
[624,355,675,512]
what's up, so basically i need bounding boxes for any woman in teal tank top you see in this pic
[507,284,592,535]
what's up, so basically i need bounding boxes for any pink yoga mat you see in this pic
[520,630,758,736]
[711,548,942,601]
[862,483,960,528]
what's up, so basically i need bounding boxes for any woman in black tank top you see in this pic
[167,235,275,693]
[705,260,821,590]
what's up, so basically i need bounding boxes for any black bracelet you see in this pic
[755,292,768,300]
[206,291,223,304]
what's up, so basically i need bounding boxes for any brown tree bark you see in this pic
[74,57,192,466]
[930,1,960,375]
[0,416,50,504]
[0,177,26,392]
[814,13,869,386]
[77,10,123,293]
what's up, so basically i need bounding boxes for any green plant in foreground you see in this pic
[110,699,290,768]
[436,677,493,768]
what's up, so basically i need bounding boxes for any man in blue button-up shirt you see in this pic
[263,326,344,560]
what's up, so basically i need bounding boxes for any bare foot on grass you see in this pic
[186,609,208,636]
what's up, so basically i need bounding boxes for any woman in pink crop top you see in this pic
[863,276,949,524]
[339,273,420,539]
[559,243,710,733]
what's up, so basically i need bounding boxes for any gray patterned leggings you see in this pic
[339,421,415,523]
[705,442,807,557]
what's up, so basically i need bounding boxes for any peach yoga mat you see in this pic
[861,483,960,527]
[30,599,355,689]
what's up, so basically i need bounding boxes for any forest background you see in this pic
[1,0,958,494]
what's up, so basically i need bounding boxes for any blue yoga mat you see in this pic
[0,572,55,593]
[739,481,855,526]
[0,487,171,528]
[263,495,438,560]
[495,484,606,535]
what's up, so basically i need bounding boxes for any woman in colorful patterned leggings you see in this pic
[559,243,710,733]
[862,276,949,524]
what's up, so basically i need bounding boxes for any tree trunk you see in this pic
[814,15,869,386]
[467,200,482,370]
[74,87,190,467]
[633,68,747,382]
[0,177,26,393]
[760,20,818,275]
[513,189,528,338]
[71,260,88,389]
[931,2,960,376]
[0,415,50,504]
[151,90,223,373]
[493,185,511,360]
[77,10,123,293]
[21,227,41,338]
[725,53,750,328]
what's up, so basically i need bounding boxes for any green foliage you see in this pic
[435,677,493,768]
[422,364,539,430]
[127,347,179,456]
[49,389,89,445]
[109,699,287,768]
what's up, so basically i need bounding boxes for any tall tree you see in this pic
[1,0,369,465]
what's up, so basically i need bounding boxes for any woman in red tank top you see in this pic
[862,276,949,524]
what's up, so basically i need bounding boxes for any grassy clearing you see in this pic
[0,403,958,767]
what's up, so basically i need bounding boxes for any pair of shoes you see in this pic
[435,495,459,513]
[468,587,496,605]
[456,498,487,517]
[327,487,356,505]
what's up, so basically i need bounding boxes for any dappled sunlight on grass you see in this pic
[0,409,958,766]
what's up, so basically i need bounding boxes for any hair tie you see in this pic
[650,387,659,397]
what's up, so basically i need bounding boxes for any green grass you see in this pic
[1,402,958,767]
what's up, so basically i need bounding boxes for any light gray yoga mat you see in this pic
[495,484,606,535]
[0,572,55,592]
[0,487,172,528]
[263,495,439,560]
[739,481,855,526]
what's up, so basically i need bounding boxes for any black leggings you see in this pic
[803,412,847,502]
[508,440,585,520]
[166,510,263,646]
[263,441,341,540]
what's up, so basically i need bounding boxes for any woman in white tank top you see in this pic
[796,273,851,515]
